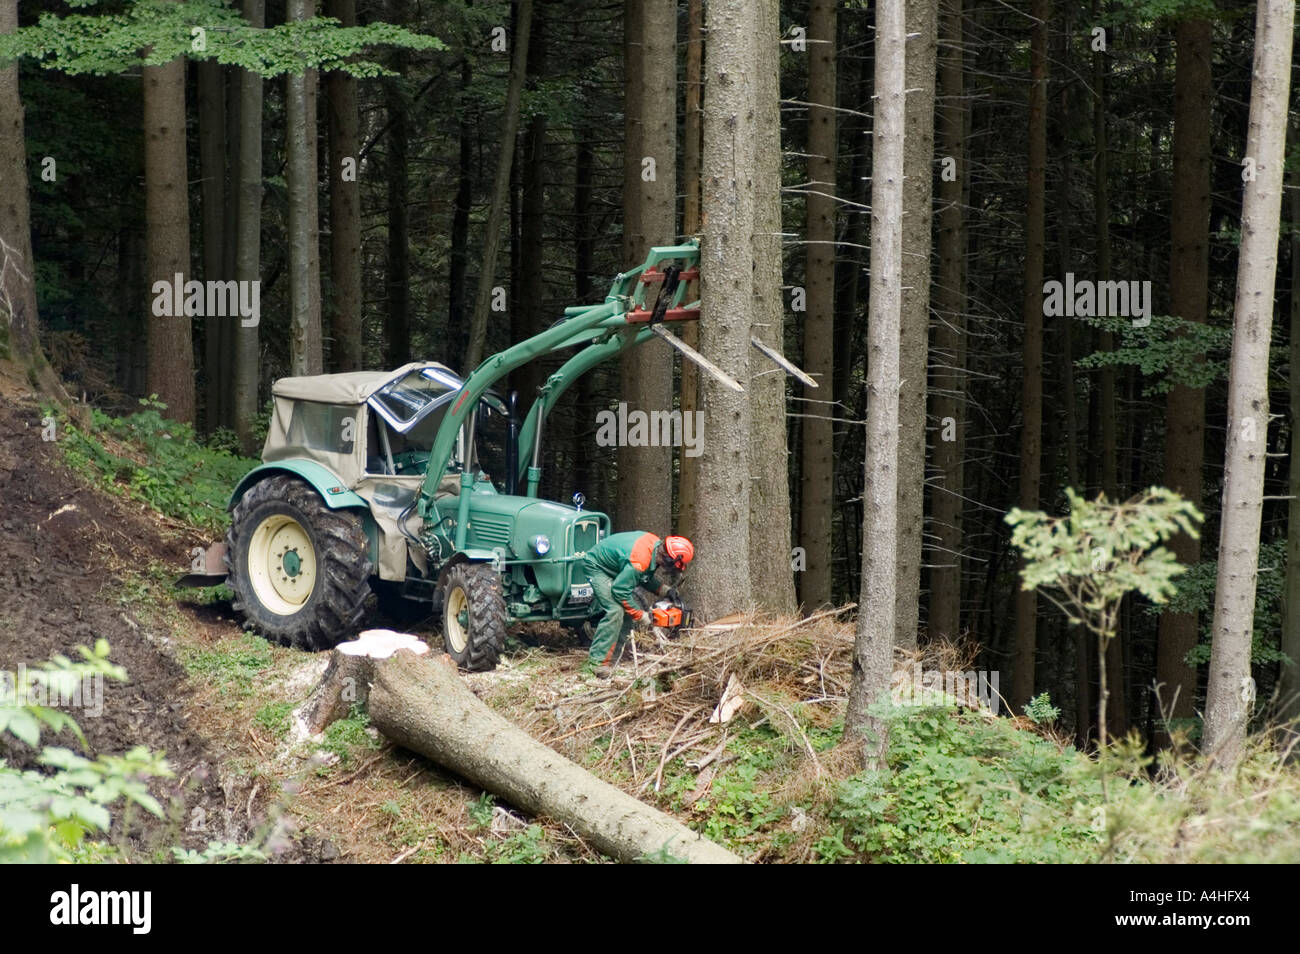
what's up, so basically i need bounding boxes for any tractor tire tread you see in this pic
[441,563,507,672]
[226,474,372,651]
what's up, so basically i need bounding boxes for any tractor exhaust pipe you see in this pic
[526,388,546,498]
[505,390,519,496]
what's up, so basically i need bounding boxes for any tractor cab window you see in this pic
[362,369,508,482]
[369,366,462,431]
[365,367,463,476]
[286,402,356,455]
[472,401,509,487]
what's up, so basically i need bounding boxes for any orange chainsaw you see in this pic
[649,595,691,632]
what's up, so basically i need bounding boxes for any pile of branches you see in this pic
[498,608,1000,790]
[494,607,862,797]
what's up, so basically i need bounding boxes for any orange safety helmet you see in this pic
[662,535,695,571]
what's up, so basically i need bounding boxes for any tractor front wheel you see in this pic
[226,475,372,651]
[438,563,507,672]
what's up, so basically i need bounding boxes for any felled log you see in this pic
[366,648,742,864]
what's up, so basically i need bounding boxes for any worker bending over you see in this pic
[581,532,694,677]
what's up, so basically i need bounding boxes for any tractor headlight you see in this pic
[532,534,551,555]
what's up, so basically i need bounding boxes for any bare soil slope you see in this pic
[0,385,296,858]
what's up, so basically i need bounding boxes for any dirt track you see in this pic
[0,391,300,859]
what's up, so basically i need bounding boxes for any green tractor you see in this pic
[183,241,811,670]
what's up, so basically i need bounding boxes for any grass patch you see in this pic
[318,705,382,768]
[52,398,258,533]
[253,701,296,741]
[178,632,276,699]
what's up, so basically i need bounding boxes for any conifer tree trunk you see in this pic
[1155,17,1212,737]
[692,0,758,622]
[233,0,264,454]
[286,0,324,376]
[513,4,548,406]
[845,0,905,765]
[677,0,703,540]
[448,56,473,368]
[143,0,196,422]
[464,0,533,370]
[1281,128,1300,727]
[325,0,363,371]
[928,0,965,642]
[198,60,228,430]
[799,0,837,611]
[1011,0,1048,710]
[895,0,937,649]
[747,0,796,613]
[1204,0,1294,764]
[0,0,65,400]
[384,58,411,369]
[618,0,676,534]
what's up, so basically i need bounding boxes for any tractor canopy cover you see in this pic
[263,362,464,487]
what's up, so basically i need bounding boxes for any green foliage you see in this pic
[0,0,443,77]
[55,398,257,532]
[171,840,268,863]
[468,791,496,828]
[178,633,274,698]
[1007,487,1203,638]
[690,729,785,846]
[1106,734,1300,863]
[205,426,242,456]
[252,701,295,740]
[487,824,548,864]
[816,705,1103,863]
[1075,315,1231,396]
[637,843,689,864]
[1023,692,1061,725]
[319,705,380,767]
[458,794,550,863]
[0,639,123,747]
[1162,540,1291,667]
[0,642,172,863]
[1110,0,1219,24]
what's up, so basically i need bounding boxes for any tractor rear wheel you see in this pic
[226,474,372,651]
[438,563,507,672]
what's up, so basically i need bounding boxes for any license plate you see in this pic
[569,584,594,604]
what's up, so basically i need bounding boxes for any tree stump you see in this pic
[292,629,430,739]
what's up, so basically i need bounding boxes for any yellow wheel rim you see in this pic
[445,585,469,654]
[247,514,317,616]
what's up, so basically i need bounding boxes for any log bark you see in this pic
[367,649,741,863]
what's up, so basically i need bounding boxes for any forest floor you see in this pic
[4,366,1300,864]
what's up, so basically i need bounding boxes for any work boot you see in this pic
[593,664,614,680]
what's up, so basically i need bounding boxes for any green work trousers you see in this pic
[585,560,633,665]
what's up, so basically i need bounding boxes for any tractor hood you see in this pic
[461,493,608,563]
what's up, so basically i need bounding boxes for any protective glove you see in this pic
[634,610,654,630]
[666,587,681,604]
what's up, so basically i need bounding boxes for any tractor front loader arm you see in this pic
[417,243,702,524]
